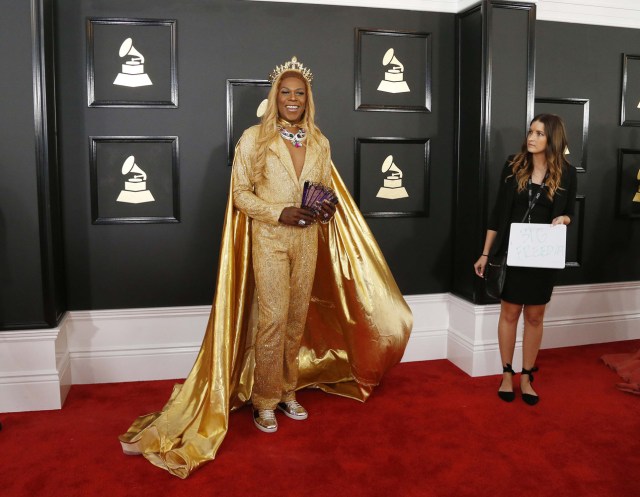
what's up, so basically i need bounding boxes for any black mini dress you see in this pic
[500,183,557,305]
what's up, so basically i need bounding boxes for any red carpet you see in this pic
[1,340,638,497]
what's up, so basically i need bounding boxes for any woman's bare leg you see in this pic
[498,300,523,392]
[521,304,546,396]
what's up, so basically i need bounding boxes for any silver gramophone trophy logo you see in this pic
[376,155,409,199]
[377,48,410,94]
[116,156,155,204]
[113,38,153,87]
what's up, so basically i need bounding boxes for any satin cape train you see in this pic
[601,348,640,395]
[118,164,413,478]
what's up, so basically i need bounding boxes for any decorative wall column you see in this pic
[0,0,68,412]
[31,0,66,328]
[449,0,535,375]
[0,0,65,331]
[452,0,536,304]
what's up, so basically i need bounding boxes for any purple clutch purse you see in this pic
[301,181,338,214]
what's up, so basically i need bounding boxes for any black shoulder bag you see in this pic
[484,175,548,299]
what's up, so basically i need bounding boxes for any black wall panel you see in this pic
[54,0,456,310]
[35,0,67,327]
[486,5,533,204]
[453,1,535,303]
[0,1,45,327]
[536,21,640,284]
[453,6,483,301]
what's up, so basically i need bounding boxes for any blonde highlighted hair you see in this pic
[509,113,570,200]
[252,70,322,182]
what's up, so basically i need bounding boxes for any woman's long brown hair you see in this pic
[509,113,569,200]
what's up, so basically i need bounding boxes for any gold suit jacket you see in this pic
[119,128,413,478]
[232,125,332,223]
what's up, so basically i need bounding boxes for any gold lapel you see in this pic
[269,138,299,186]
[269,136,321,186]
[302,139,320,182]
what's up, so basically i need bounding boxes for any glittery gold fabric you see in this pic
[118,126,413,478]
[233,126,331,409]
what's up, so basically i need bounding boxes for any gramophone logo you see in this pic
[376,155,409,199]
[116,156,155,204]
[377,48,410,94]
[113,38,153,87]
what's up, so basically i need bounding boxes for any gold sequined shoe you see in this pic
[277,400,308,420]
[253,409,278,433]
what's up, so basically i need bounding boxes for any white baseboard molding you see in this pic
[402,294,449,362]
[0,324,70,412]
[542,282,640,348]
[1,281,639,412]
[66,305,210,384]
[448,281,640,376]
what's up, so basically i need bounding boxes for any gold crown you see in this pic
[268,56,313,85]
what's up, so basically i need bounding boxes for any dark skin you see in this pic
[275,75,336,227]
[279,200,336,227]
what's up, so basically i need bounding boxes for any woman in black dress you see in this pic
[474,114,577,405]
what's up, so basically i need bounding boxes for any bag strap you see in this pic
[520,173,548,223]
[490,171,549,260]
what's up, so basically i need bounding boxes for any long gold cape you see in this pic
[119,165,413,478]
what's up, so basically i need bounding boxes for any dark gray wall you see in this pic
[55,0,456,310]
[4,0,640,328]
[0,0,43,326]
[453,6,484,302]
[1,0,64,328]
[536,21,640,285]
[453,1,535,303]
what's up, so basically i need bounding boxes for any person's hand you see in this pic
[474,255,488,278]
[314,200,336,224]
[551,215,569,226]
[279,207,315,227]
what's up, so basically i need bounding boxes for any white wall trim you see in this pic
[1,281,639,412]
[250,0,463,13]
[537,0,640,30]
[249,0,640,29]
[66,305,210,384]
[0,318,70,412]
[447,281,640,376]
[403,294,449,361]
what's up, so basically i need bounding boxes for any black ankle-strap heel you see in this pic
[521,366,540,406]
[498,363,516,402]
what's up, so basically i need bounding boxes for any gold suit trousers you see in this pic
[251,220,319,409]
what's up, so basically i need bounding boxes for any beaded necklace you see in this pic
[278,126,306,148]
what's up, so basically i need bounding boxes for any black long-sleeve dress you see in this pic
[488,159,578,305]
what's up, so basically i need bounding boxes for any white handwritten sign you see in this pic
[507,223,567,269]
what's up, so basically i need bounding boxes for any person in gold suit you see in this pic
[119,56,412,478]
[232,60,337,432]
